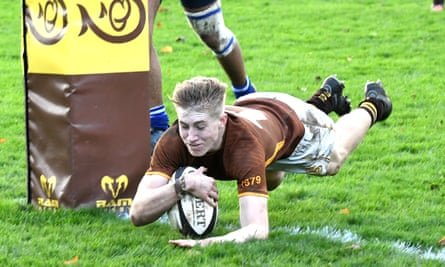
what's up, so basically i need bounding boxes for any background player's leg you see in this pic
[148,0,169,149]
[182,0,256,98]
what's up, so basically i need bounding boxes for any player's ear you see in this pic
[219,113,228,126]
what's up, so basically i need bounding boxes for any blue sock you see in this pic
[150,105,169,130]
[232,76,256,99]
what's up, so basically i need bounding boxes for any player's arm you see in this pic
[129,173,177,226]
[130,167,219,226]
[169,195,269,247]
[204,195,269,244]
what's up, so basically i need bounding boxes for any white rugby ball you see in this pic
[167,166,218,237]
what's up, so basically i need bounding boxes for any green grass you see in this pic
[2,0,445,266]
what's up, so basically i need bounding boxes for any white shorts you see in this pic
[240,92,336,176]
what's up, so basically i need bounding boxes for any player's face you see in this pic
[176,107,226,157]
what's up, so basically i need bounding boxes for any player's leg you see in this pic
[181,0,256,98]
[148,0,169,149]
[327,81,392,175]
[306,75,351,116]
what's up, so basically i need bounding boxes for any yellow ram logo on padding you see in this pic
[40,175,56,198]
[100,175,128,199]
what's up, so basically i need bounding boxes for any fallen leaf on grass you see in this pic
[340,208,350,215]
[438,236,445,246]
[64,256,78,265]
[0,138,6,144]
[160,46,173,53]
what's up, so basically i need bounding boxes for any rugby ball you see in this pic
[167,167,218,237]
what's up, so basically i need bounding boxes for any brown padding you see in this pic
[27,73,150,212]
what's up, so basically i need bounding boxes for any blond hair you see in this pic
[170,77,227,118]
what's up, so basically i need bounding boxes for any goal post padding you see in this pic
[23,0,151,214]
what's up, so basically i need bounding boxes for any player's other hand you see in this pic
[184,166,219,207]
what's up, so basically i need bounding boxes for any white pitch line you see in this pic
[283,225,362,243]
[392,241,445,262]
[278,225,445,263]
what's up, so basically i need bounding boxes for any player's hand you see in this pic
[169,239,200,248]
[184,167,219,207]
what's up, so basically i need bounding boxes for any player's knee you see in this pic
[185,1,236,57]
[326,164,340,176]
[197,33,221,51]
[326,148,348,175]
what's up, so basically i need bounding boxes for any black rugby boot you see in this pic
[359,81,392,124]
[307,75,351,116]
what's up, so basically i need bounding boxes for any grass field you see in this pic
[1,0,445,266]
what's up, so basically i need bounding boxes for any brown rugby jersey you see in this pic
[147,98,305,197]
